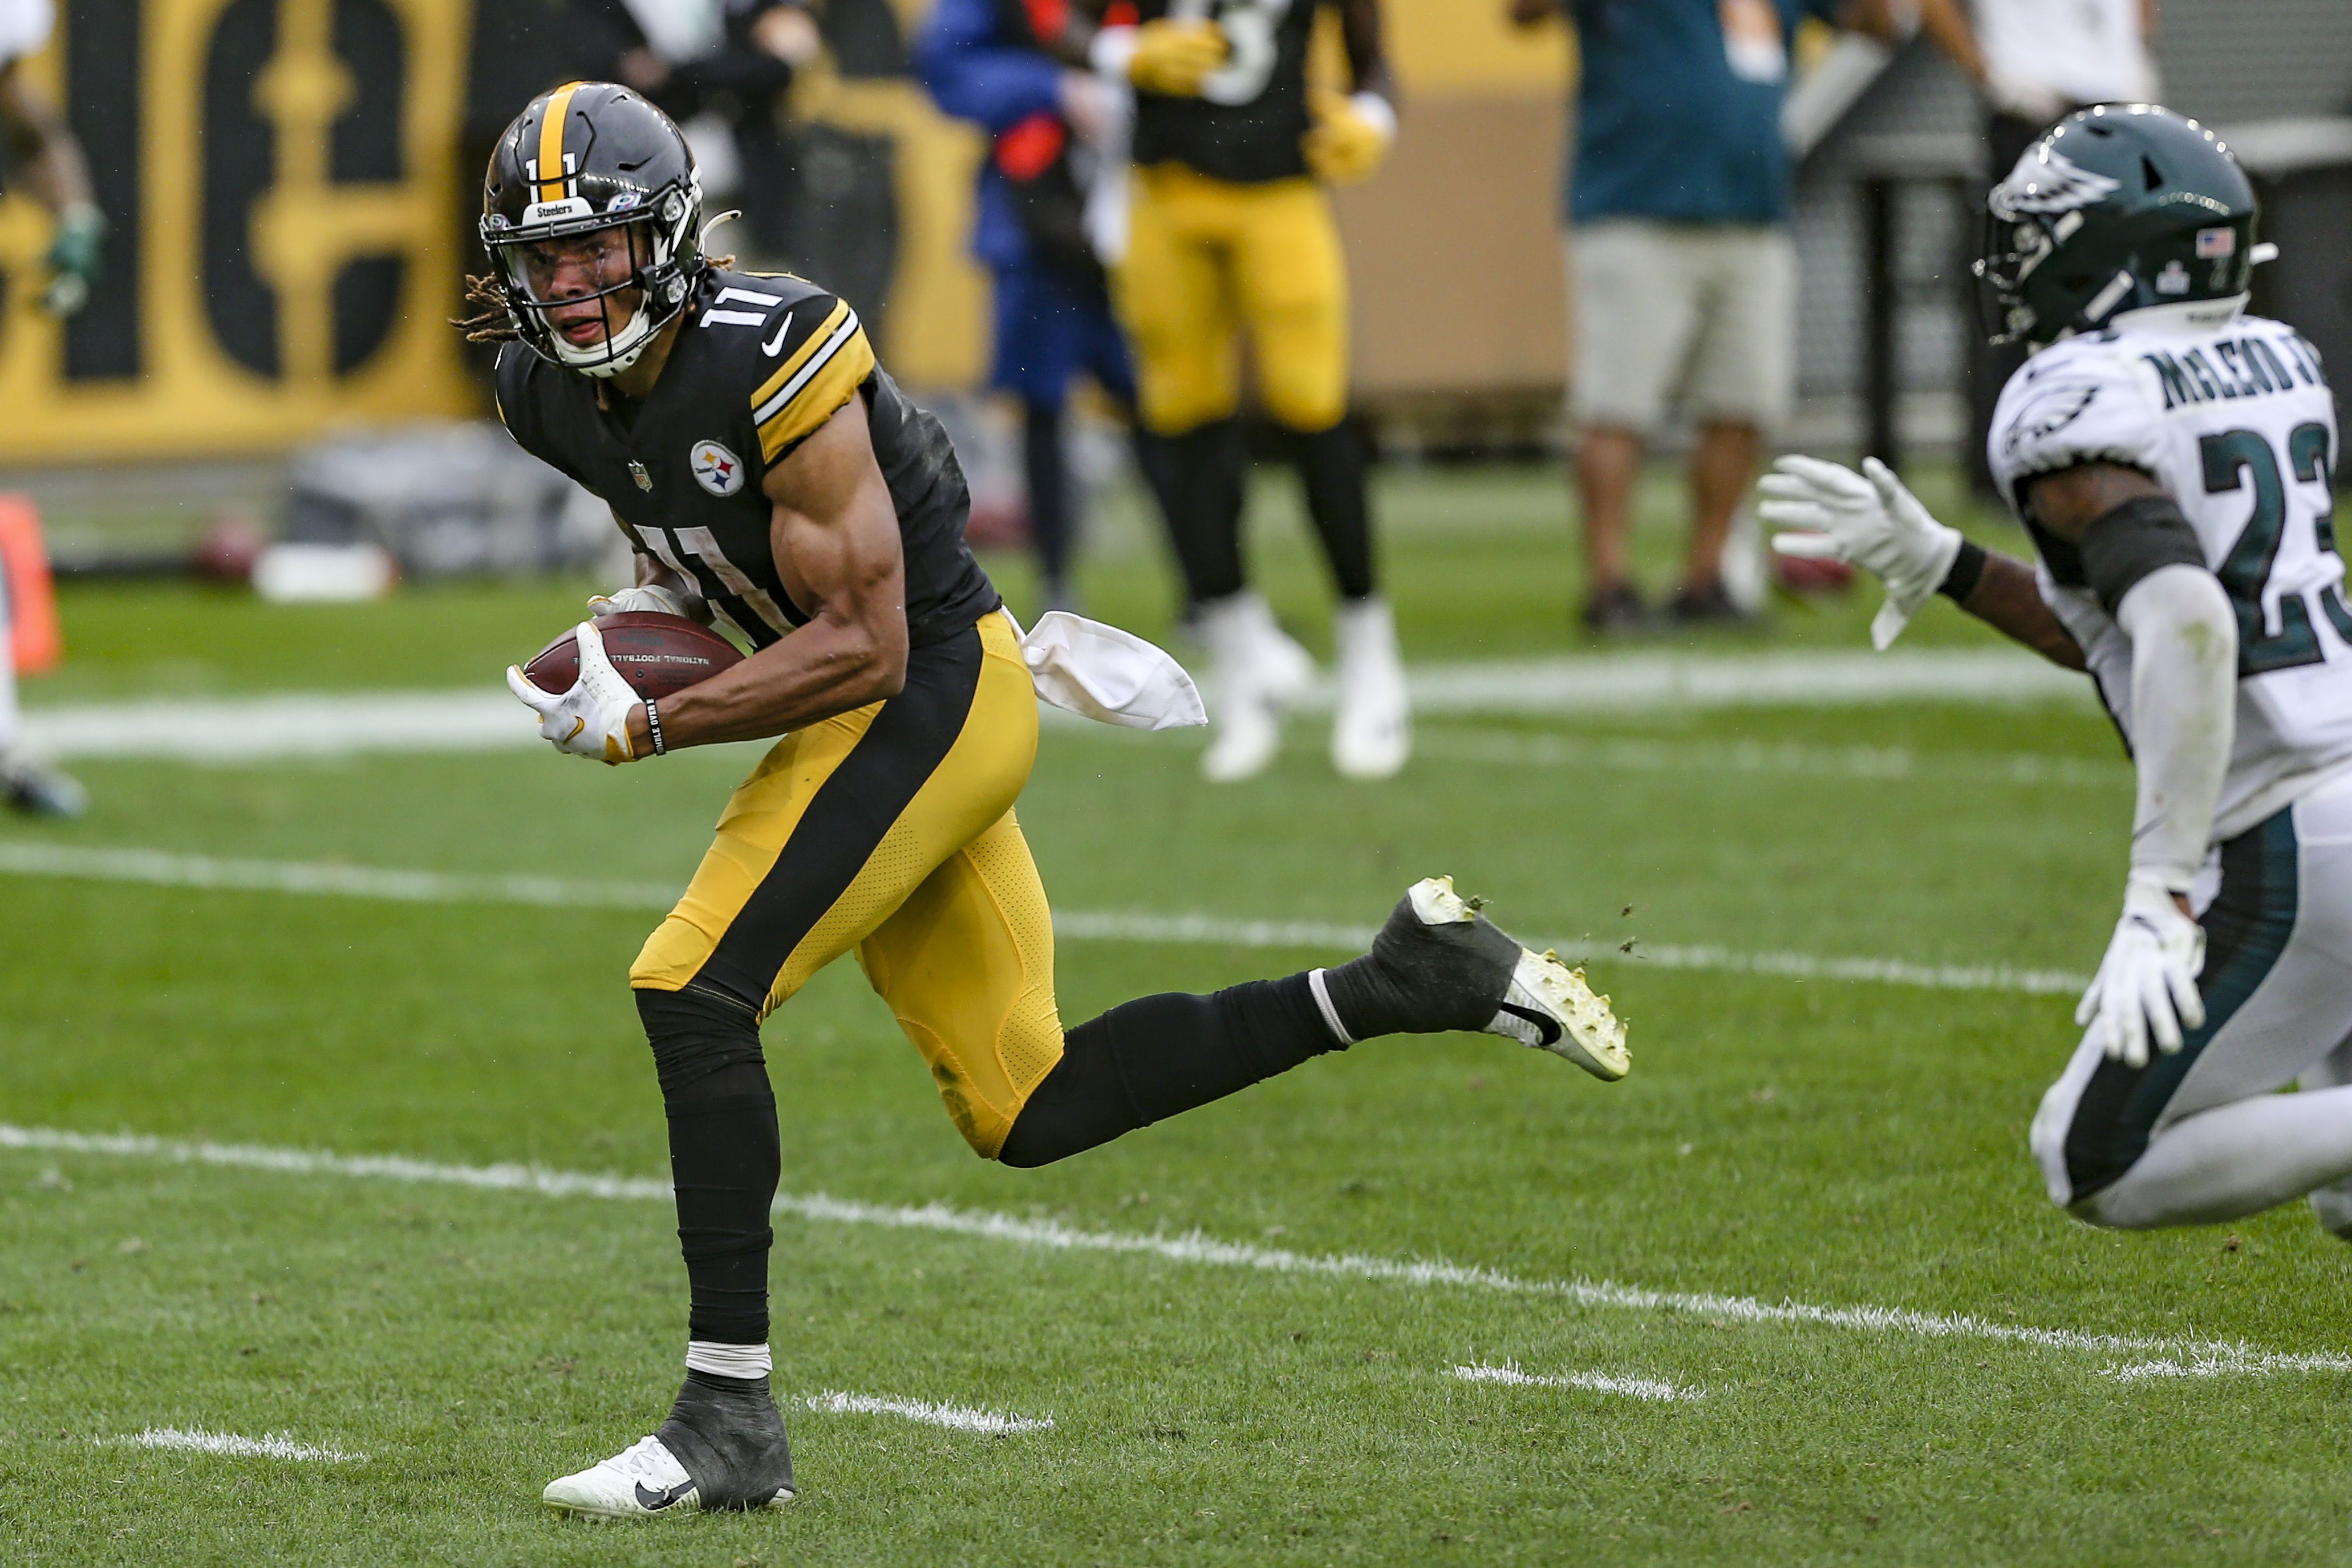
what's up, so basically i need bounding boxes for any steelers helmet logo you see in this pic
[690,440,745,497]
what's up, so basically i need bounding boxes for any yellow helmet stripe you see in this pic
[536,82,585,204]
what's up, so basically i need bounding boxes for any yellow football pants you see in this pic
[630,612,1065,1157]
[1115,164,1350,436]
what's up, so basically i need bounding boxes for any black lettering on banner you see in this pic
[64,0,141,380]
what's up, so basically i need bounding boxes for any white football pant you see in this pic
[2033,766,2352,1228]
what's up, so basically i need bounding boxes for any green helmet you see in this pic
[1977,103,2263,347]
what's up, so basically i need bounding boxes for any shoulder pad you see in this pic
[1989,335,2164,502]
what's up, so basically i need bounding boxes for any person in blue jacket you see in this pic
[916,0,1168,614]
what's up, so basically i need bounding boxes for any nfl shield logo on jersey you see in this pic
[691,440,745,497]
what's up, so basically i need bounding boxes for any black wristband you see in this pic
[1938,538,1988,603]
[644,698,666,757]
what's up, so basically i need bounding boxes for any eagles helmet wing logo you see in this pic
[1990,148,2124,220]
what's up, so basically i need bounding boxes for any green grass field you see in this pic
[5,462,2350,1566]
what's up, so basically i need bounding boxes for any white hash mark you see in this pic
[805,1390,1052,1435]
[1450,1362,1702,1402]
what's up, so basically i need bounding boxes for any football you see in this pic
[521,611,744,700]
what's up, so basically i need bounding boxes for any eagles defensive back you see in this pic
[1763,105,2352,1238]
[472,82,1628,1520]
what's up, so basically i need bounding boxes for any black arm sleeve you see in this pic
[2078,494,2208,616]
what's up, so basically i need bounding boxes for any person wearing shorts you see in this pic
[1513,0,1897,631]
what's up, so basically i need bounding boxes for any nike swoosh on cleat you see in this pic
[761,311,796,356]
[1496,1002,1563,1047]
[634,1479,696,1511]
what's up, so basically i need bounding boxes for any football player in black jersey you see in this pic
[471,83,1625,1519]
[1074,0,1409,782]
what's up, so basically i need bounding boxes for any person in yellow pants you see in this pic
[1089,0,1409,782]
[474,82,1625,1520]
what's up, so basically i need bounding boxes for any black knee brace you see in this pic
[639,986,767,1099]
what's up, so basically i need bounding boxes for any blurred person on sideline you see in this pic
[1512,0,1903,633]
[1909,0,2159,497]
[573,0,823,197]
[915,0,1175,615]
[1015,0,1410,783]
[0,0,96,815]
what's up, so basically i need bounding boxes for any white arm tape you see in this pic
[2115,564,2239,890]
[1088,25,1138,79]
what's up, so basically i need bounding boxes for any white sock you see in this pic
[2087,1083,2352,1228]
[684,1340,773,1379]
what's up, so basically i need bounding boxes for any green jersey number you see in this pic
[2201,423,2341,675]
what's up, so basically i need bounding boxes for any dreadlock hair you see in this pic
[453,273,519,343]
[450,254,734,344]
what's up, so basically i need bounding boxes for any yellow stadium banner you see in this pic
[0,0,477,464]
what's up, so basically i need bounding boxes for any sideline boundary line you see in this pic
[4,1124,2338,1383]
[0,842,2090,997]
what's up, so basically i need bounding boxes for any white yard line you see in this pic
[112,1426,365,1463]
[17,652,2088,762]
[0,842,2090,997]
[1450,1362,1702,1403]
[2,1124,2337,1382]
[806,1390,1052,1435]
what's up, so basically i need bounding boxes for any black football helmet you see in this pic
[1977,104,2271,347]
[481,82,705,377]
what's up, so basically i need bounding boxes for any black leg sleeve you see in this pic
[1159,416,1250,604]
[1021,397,1075,593]
[998,973,1341,1168]
[638,988,780,1346]
[1288,417,1377,601]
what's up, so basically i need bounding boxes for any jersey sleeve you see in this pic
[1988,335,2168,510]
[750,294,879,464]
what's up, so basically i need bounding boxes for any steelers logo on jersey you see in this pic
[691,440,746,497]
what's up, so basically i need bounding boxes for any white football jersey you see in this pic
[1991,304,2352,840]
[0,0,52,68]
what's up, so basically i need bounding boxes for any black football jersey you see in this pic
[495,267,1000,651]
[1130,0,1319,184]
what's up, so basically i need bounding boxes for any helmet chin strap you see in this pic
[553,307,660,379]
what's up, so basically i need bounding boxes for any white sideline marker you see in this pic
[113,1426,365,1463]
[0,842,2091,998]
[14,653,2089,762]
[1451,1362,1702,1403]
[3,1124,2339,1383]
[807,1390,1053,1435]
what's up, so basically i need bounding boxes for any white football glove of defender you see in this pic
[587,583,689,619]
[1757,455,1965,650]
[505,619,641,765]
[2077,873,2207,1070]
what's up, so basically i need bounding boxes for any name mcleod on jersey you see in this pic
[495,268,1001,651]
[2140,332,2330,412]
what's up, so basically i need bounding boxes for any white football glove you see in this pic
[505,619,642,765]
[1757,455,1965,651]
[2076,874,2207,1070]
[587,583,689,619]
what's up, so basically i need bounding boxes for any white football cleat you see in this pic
[1199,591,1311,782]
[1331,596,1410,779]
[544,1435,713,1520]
[1316,876,1629,1082]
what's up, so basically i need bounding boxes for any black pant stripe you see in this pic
[2061,807,2302,1199]
[692,626,986,1011]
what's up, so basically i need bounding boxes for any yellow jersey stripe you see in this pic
[749,299,853,417]
[536,82,583,203]
[756,320,876,462]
